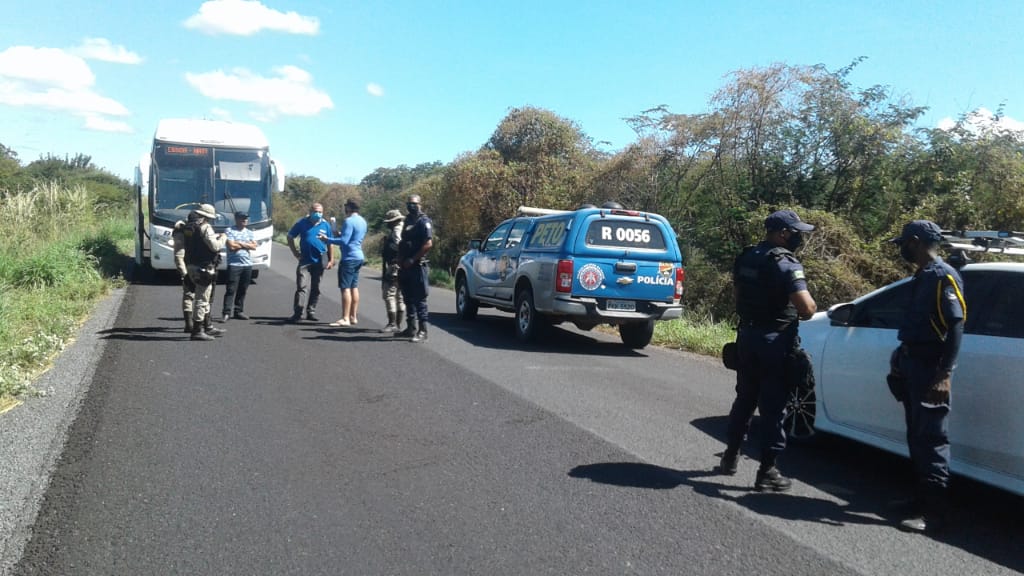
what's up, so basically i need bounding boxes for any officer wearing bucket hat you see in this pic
[184,203,227,341]
[380,209,407,332]
[719,209,817,492]
[888,220,965,533]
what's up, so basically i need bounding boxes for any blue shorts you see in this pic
[339,259,363,289]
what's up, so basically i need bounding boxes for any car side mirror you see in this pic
[468,239,481,251]
[828,303,855,326]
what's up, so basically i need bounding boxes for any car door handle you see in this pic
[614,262,637,273]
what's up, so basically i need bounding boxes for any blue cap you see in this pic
[890,220,943,244]
[765,210,814,232]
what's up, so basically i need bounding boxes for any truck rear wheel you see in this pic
[515,288,543,342]
[619,320,655,349]
[456,275,478,320]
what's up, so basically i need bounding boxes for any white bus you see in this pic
[135,118,284,274]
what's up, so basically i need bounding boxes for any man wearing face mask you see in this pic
[286,202,334,322]
[717,209,817,492]
[395,194,433,342]
[889,220,965,533]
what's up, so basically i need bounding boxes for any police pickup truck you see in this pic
[455,205,685,349]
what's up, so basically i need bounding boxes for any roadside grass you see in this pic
[651,313,735,357]
[0,183,133,400]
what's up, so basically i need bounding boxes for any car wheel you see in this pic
[783,386,816,442]
[619,320,655,349]
[515,288,542,342]
[455,275,478,320]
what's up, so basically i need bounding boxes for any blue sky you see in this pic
[1,0,1021,184]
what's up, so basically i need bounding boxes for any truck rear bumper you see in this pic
[551,296,682,322]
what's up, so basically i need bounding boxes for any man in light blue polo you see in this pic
[321,199,367,327]
[221,211,257,322]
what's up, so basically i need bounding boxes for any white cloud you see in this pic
[938,108,1024,135]
[0,45,131,132]
[366,83,384,97]
[184,0,319,36]
[84,114,133,133]
[210,107,233,120]
[71,38,142,64]
[184,65,333,119]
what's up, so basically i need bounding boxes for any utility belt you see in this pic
[738,318,793,333]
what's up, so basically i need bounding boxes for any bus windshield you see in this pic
[151,145,272,227]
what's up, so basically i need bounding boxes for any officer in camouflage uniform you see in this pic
[183,204,227,341]
[172,213,199,333]
[719,210,817,492]
[380,209,406,332]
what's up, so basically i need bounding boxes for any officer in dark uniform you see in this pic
[395,194,433,343]
[719,210,817,492]
[890,220,965,533]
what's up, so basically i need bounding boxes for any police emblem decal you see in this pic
[578,263,604,291]
[658,262,673,277]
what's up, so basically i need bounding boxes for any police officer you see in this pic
[719,209,817,492]
[380,209,406,332]
[172,213,198,333]
[184,204,227,341]
[395,194,433,342]
[890,220,965,533]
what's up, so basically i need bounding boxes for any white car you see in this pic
[786,259,1024,498]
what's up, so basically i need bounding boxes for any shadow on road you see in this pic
[97,326,187,342]
[568,461,888,528]
[681,415,1024,572]
[430,312,648,357]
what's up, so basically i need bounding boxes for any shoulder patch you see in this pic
[791,270,805,281]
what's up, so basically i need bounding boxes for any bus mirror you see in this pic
[271,159,285,193]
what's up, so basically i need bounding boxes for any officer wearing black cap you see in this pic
[889,220,965,533]
[395,194,433,342]
[719,209,817,492]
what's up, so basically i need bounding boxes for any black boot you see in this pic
[717,449,739,475]
[754,466,792,492]
[411,321,428,343]
[184,313,193,334]
[382,311,398,333]
[203,315,225,337]
[396,317,418,338]
[191,323,214,341]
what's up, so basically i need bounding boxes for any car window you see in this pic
[849,281,911,329]
[965,271,1024,338]
[961,270,997,335]
[527,218,570,249]
[506,220,531,249]
[585,219,667,250]
[483,221,513,252]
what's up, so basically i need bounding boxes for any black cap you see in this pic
[235,211,249,220]
[889,220,943,244]
[765,210,814,232]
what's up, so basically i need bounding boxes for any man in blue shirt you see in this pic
[221,212,257,322]
[890,220,965,533]
[320,199,367,327]
[287,202,334,322]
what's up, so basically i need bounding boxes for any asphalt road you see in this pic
[6,243,1023,575]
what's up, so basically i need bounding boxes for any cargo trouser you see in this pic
[187,264,216,325]
[382,266,405,319]
[898,346,951,516]
[398,263,429,324]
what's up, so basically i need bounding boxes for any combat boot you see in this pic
[411,322,428,343]
[396,317,418,338]
[382,311,398,333]
[202,315,226,337]
[184,313,193,334]
[754,466,792,492]
[717,450,739,475]
[191,324,214,341]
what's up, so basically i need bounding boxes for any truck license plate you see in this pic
[606,299,636,312]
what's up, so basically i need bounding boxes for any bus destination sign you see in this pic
[165,145,210,156]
